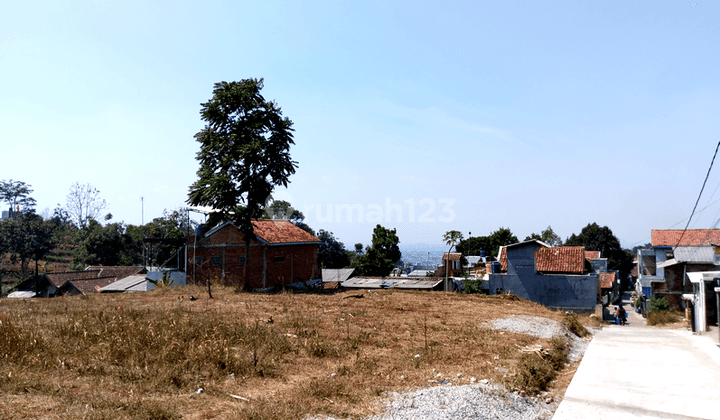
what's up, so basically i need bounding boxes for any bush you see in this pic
[647,297,670,313]
[512,338,568,394]
[561,313,589,338]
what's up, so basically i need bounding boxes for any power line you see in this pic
[674,139,720,250]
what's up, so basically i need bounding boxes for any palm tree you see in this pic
[442,230,463,291]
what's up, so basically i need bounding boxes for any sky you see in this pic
[2,1,720,250]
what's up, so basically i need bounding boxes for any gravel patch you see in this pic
[306,316,594,420]
[486,315,595,362]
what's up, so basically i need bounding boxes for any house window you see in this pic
[273,256,285,263]
[194,256,201,265]
[211,256,221,265]
[239,256,246,264]
[642,255,656,276]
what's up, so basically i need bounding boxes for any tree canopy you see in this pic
[187,78,297,236]
[65,182,108,229]
[0,179,36,217]
[565,222,633,281]
[0,213,56,280]
[351,224,401,276]
[317,230,350,269]
[456,227,519,260]
[524,225,563,246]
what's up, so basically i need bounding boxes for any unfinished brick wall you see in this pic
[187,224,319,289]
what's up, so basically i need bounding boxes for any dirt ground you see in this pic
[0,285,596,420]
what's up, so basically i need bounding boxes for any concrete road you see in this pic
[553,303,720,419]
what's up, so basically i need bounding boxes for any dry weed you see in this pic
[0,285,573,420]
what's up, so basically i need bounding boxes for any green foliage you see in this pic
[456,227,519,259]
[73,219,138,266]
[525,225,563,246]
[461,279,485,294]
[317,230,350,269]
[0,179,36,216]
[351,225,401,276]
[187,78,297,239]
[565,222,633,280]
[647,297,670,313]
[0,213,57,280]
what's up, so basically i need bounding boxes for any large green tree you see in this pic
[73,220,137,267]
[187,78,297,292]
[352,225,401,277]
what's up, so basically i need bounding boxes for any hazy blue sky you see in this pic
[2,1,719,249]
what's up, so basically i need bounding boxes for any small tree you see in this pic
[65,182,108,229]
[0,213,56,281]
[442,230,463,291]
[0,179,36,217]
[187,78,297,295]
[525,226,563,247]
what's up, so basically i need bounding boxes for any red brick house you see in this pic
[187,220,320,289]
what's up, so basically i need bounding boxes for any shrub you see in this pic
[512,338,568,393]
[647,297,670,313]
[561,313,589,338]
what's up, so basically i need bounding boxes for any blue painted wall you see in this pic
[488,242,599,310]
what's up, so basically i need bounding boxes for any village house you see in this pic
[637,229,720,330]
[435,252,463,277]
[487,240,612,311]
[187,219,320,289]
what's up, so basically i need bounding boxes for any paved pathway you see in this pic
[553,295,720,420]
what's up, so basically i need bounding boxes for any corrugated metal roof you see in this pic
[673,246,716,263]
[322,268,355,283]
[341,277,443,289]
[100,275,150,292]
[407,270,434,277]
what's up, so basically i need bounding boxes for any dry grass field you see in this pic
[0,285,594,420]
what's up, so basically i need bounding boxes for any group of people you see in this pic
[615,305,627,325]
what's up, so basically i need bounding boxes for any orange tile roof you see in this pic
[535,246,586,274]
[251,220,320,244]
[584,251,600,261]
[599,272,616,288]
[651,229,720,247]
[442,253,462,261]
